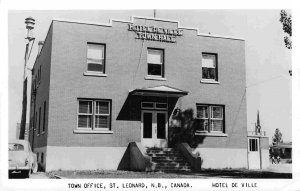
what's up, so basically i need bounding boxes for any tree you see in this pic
[279,10,292,49]
[272,128,283,145]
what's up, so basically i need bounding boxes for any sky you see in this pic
[7,9,292,143]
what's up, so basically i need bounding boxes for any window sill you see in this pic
[200,79,220,84]
[145,76,166,81]
[195,131,227,137]
[83,72,107,77]
[73,129,113,134]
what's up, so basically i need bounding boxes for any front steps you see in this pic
[146,147,192,173]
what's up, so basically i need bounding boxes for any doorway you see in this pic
[141,110,168,148]
[248,137,261,169]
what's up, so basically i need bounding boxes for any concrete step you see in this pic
[146,147,192,173]
[146,148,175,152]
[155,169,192,173]
[154,163,191,168]
[152,158,186,163]
[147,152,182,156]
[147,151,181,155]
[148,155,184,160]
[154,166,192,171]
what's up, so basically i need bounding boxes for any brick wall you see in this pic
[29,24,53,149]
[39,18,246,149]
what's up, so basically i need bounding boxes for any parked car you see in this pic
[9,140,38,178]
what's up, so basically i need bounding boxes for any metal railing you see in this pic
[247,131,266,136]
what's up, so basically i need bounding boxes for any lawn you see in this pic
[47,168,292,179]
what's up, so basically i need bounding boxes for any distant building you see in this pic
[270,142,292,159]
[247,111,269,169]
[14,123,29,140]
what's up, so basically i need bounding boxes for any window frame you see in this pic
[141,102,168,110]
[147,48,165,78]
[39,65,41,84]
[94,100,111,130]
[196,104,225,133]
[42,101,46,133]
[77,98,112,131]
[38,107,41,135]
[201,52,218,82]
[35,111,37,136]
[248,138,259,152]
[86,42,106,74]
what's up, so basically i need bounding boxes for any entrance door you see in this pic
[141,111,168,148]
[248,138,261,169]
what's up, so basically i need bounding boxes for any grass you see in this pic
[47,168,292,179]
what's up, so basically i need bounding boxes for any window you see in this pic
[38,107,41,134]
[37,70,39,84]
[141,102,168,110]
[202,53,218,81]
[35,77,38,89]
[141,102,154,109]
[196,104,224,133]
[77,99,111,130]
[41,153,44,164]
[35,111,37,134]
[147,48,164,77]
[43,101,46,132]
[37,153,39,162]
[249,138,258,152]
[39,65,41,83]
[87,43,105,73]
[9,144,24,151]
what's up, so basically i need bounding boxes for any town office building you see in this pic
[28,16,269,172]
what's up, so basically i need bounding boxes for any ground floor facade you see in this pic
[30,85,268,172]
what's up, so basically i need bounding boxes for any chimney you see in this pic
[38,41,44,56]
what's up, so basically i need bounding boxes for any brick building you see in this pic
[28,16,269,171]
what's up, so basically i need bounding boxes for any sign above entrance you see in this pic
[128,23,183,43]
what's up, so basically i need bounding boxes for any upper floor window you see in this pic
[196,104,224,133]
[202,53,218,81]
[147,48,164,78]
[77,99,111,130]
[87,43,105,73]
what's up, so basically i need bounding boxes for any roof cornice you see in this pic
[53,16,245,41]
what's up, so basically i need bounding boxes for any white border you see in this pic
[1,0,300,191]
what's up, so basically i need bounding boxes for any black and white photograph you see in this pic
[1,0,299,190]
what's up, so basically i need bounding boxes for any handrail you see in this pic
[176,143,202,171]
[128,142,153,171]
[247,131,266,136]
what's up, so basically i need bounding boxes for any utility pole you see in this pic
[19,17,35,140]
[154,9,156,18]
